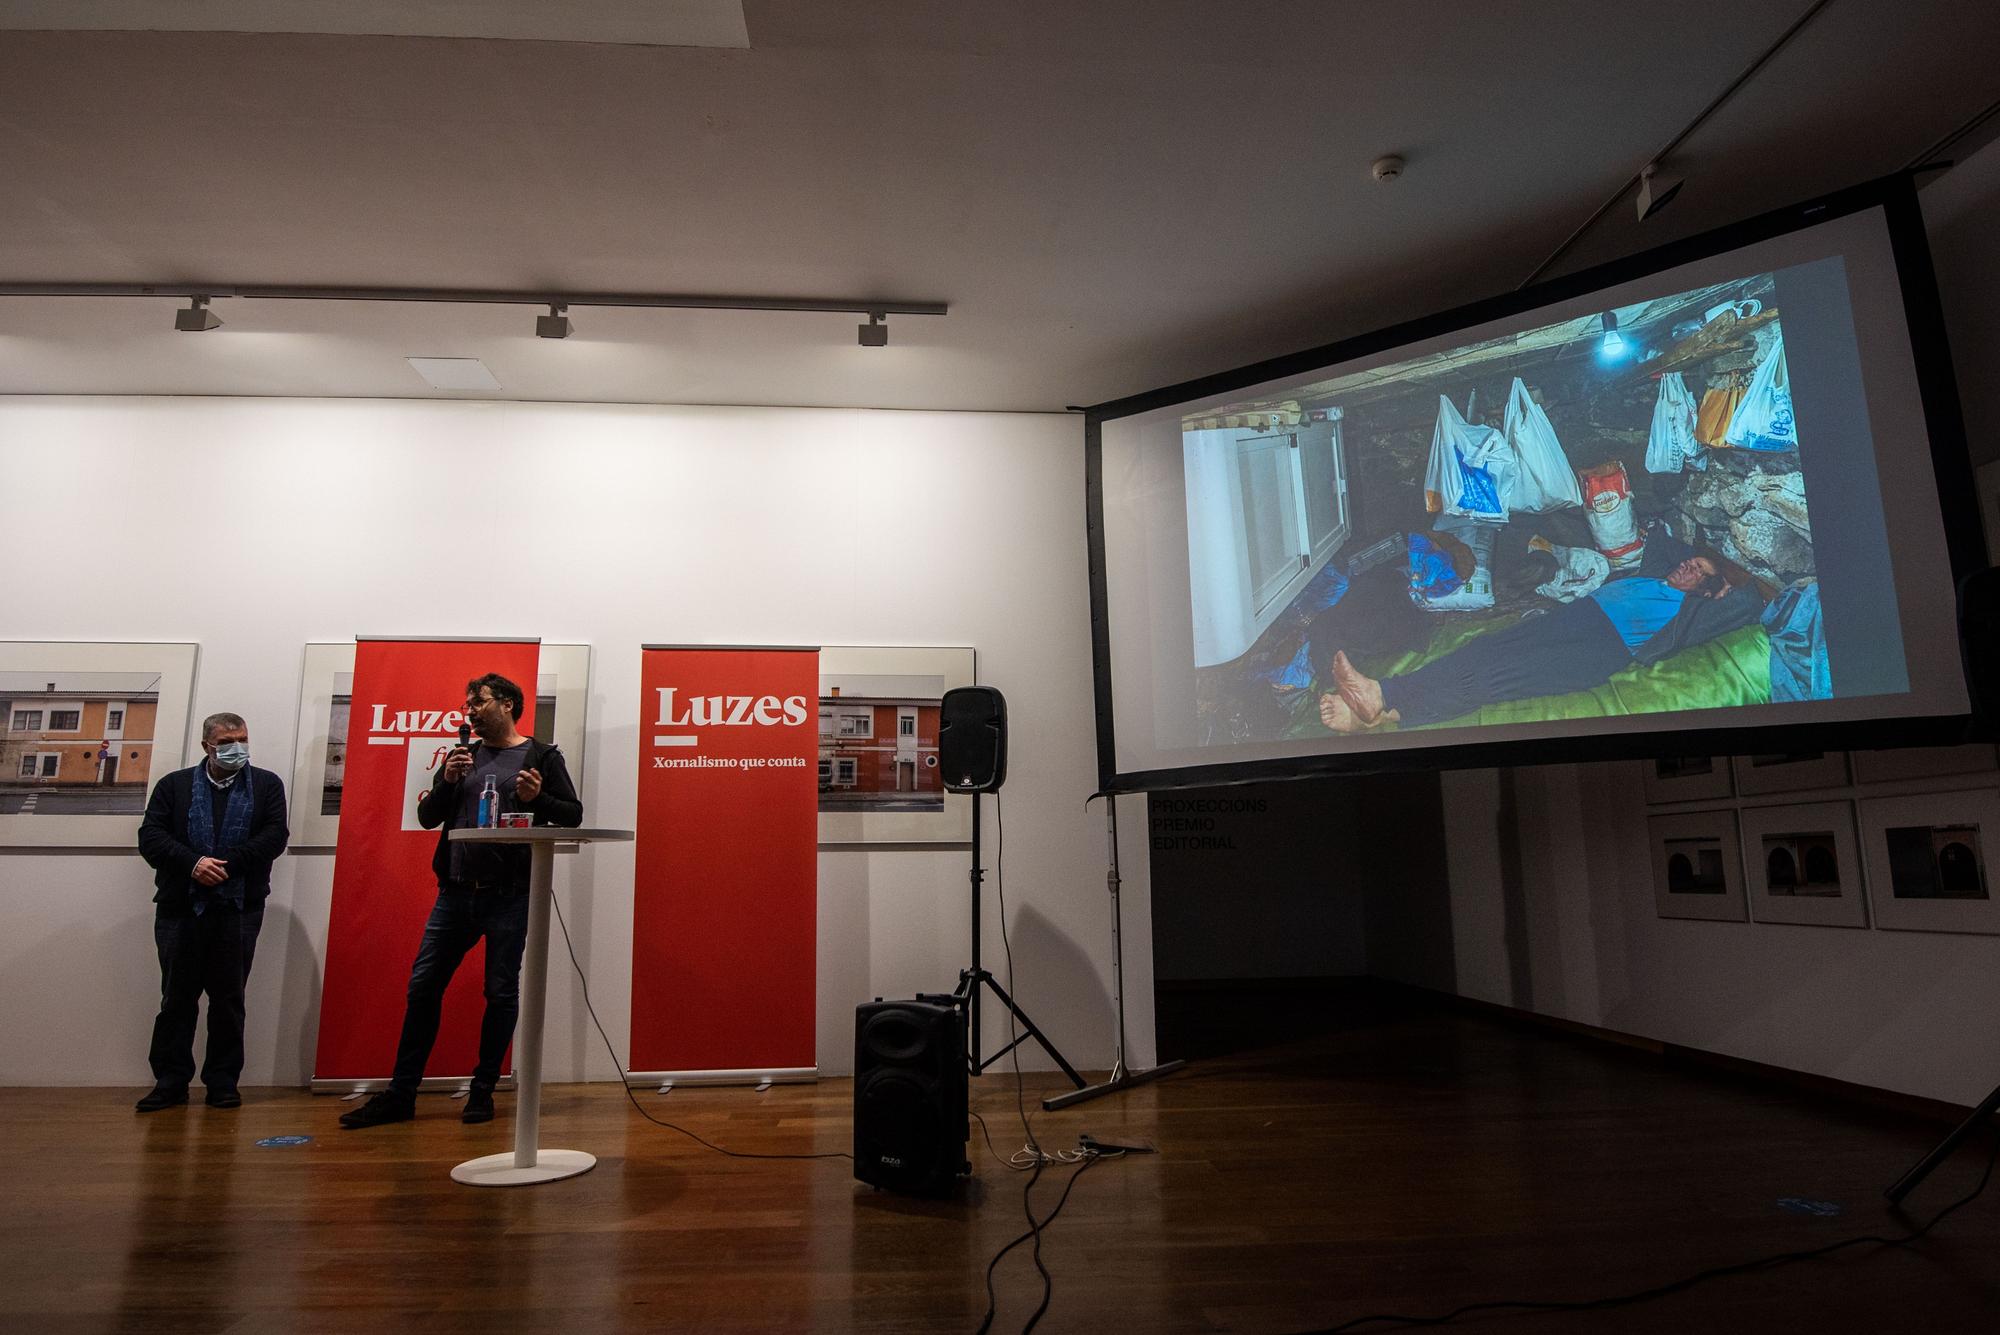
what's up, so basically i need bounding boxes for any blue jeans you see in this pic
[388,885,530,1096]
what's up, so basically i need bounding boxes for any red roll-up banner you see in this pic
[630,646,819,1077]
[313,637,541,1084]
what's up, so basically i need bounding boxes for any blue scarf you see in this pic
[187,762,255,913]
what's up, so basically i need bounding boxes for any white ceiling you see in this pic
[1,2,1996,412]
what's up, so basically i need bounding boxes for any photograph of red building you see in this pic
[818,689,943,812]
[0,671,160,815]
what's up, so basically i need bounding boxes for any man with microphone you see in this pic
[339,671,582,1129]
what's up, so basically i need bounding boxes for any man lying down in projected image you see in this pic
[1315,524,1765,733]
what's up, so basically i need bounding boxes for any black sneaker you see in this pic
[135,1086,188,1113]
[204,1087,243,1109]
[461,1087,496,1124]
[338,1091,415,1129]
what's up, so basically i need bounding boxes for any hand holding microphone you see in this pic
[444,723,474,782]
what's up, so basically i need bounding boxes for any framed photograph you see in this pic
[1641,755,1732,804]
[288,641,592,847]
[1737,801,1868,928]
[818,646,975,845]
[1851,744,1998,785]
[0,641,200,847]
[1648,809,1747,922]
[1859,790,2000,934]
[1730,751,1849,796]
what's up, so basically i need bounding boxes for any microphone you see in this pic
[458,722,472,749]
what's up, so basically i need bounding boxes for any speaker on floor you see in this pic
[853,998,969,1195]
[939,686,1007,793]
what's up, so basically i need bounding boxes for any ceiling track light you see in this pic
[0,283,948,344]
[173,295,221,333]
[535,303,573,339]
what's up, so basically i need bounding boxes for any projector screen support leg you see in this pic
[1885,1078,2000,1206]
[1041,792,1186,1112]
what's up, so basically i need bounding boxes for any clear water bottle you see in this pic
[478,773,499,828]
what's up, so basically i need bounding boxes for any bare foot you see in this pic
[1332,651,1387,724]
[1318,692,1367,734]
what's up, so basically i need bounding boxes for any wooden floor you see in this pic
[6,986,1998,1334]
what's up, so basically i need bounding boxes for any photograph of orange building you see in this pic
[0,671,161,815]
[818,687,943,813]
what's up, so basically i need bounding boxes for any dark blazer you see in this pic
[415,735,582,888]
[137,763,291,913]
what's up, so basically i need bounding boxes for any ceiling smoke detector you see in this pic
[1371,155,1405,183]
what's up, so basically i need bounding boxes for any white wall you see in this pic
[1431,761,2000,1106]
[0,396,1155,1087]
[1386,147,2000,1108]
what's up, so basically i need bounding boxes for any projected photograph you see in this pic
[1181,269,1829,745]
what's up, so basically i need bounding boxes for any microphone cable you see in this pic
[548,886,850,1162]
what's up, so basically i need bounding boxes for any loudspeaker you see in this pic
[853,999,969,1195]
[939,686,1007,793]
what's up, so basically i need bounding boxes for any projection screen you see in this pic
[1087,176,1984,792]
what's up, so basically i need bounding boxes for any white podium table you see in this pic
[445,825,633,1186]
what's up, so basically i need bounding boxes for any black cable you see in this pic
[548,888,850,1161]
[1301,1123,2000,1333]
[995,792,1058,1327]
[968,1110,1038,1173]
[974,1152,1106,1335]
[1518,0,1838,288]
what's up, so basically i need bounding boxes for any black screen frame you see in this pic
[1084,174,1985,795]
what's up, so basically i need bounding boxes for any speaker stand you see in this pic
[1041,792,1185,1111]
[954,792,1088,1093]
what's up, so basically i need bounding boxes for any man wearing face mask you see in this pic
[135,712,291,1112]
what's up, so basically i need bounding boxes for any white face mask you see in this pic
[210,741,250,771]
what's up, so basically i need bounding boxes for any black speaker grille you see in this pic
[853,999,969,1195]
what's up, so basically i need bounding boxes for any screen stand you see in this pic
[1885,1079,2000,1206]
[1041,792,1186,1111]
[952,791,1087,1093]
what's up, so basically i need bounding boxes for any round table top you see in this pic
[448,827,634,844]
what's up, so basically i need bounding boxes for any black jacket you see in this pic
[415,735,583,888]
[137,764,291,913]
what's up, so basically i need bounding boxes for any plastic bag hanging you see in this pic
[1725,334,1796,451]
[1423,395,1511,522]
[1644,372,1705,473]
[1695,379,1744,446]
[1500,378,1584,510]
